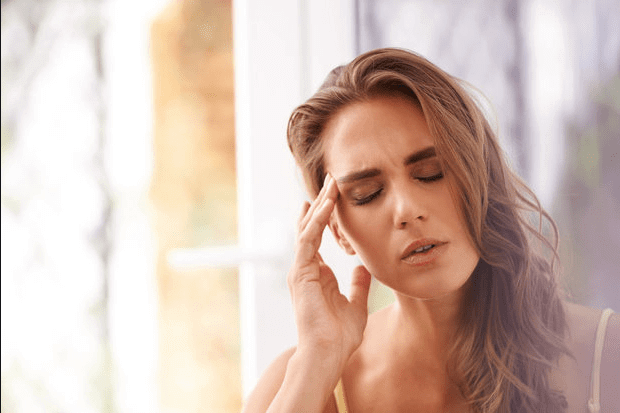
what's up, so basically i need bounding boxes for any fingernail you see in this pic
[324,173,331,186]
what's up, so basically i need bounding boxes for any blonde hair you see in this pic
[287,48,569,412]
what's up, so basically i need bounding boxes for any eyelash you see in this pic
[417,172,444,182]
[354,190,382,206]
[352,172,444,206]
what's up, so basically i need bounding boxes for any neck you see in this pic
[389,281,470,361]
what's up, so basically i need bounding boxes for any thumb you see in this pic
[349,265,371,310]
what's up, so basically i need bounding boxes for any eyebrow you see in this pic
[404,146,436,165]
[336,146,437,184]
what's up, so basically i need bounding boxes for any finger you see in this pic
[297,201,311,228]
[299,181,328,232]
[349,265,371,311]
[317,260,339,292]
[295,193,336,264]
[315,253,334,284]
[299,173,337,232]
[301,173,340,232]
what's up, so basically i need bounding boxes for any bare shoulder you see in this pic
[564,302,602,337]
[563,301,618,350]
[563,301,619,411]
[598,308,620,411]
[241,346,339,413]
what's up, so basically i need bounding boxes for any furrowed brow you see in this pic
[336,168,381,184]
[404,146,436,165]
[336,147,436,184]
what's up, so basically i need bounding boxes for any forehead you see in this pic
[322,95,434,173]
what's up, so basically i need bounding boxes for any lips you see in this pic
[400,239,447,260]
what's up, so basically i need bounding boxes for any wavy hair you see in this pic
[287,48,569,412]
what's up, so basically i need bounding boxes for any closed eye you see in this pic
[353,189,383,206]
[416,172,443,183]
[410,158,444,183]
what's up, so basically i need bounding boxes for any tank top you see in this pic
[333,308,615,413]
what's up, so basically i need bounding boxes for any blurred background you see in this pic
[1,0,618,412]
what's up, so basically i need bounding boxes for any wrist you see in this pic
[289,346,343,381]
[266,348,341,413]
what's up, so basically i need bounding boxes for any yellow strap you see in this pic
[334,378,349,413]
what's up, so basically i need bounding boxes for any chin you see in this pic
[388,264,478,301]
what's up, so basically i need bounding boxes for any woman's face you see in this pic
[323,95,480,300]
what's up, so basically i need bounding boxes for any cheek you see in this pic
[336,207,364,242]
[336,204,381,249]
[450,202,477,251]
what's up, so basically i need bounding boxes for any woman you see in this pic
[242,48,619,412]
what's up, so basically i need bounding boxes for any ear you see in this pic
[328,214,356,255]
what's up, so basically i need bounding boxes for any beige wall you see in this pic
[150,1,240,412]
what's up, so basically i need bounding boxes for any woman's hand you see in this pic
[287,173,372,372]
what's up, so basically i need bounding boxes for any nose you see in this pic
[391,182,427,229]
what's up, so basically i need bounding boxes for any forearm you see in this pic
[266,349,340,413]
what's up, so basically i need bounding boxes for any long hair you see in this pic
[286,48,569,412]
